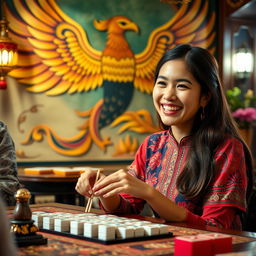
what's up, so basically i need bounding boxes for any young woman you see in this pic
[76,44,253,230]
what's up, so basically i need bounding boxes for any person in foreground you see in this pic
[0,121,20,206]
[76,44,253,230]
[0,197,17,256]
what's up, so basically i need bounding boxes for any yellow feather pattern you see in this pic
[38,0,62,22]
[46,80,71,95]
[13,0,51,32]
[27,26,55,41]
[34,49,60,59]
[51,65,70,76]
[112,135,138,157]
[174,2,208,36]
[19,72,54,84]
[28,38,57,50]
[15,54,42,66]
[102,56,135,82]
[195,33,216,48]
[5,7,30,37]
[27,76,61,93]
[63,71,79,82]
[27,1,57,26]
[134,0,216,94]
[194,13,215,41]
[7,34,31,52]
[111,110,159,134]
[5,0,103,94]
[10,64,48,78]
[42,59,64,67]
[6,0,215,97]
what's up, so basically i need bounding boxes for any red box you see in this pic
[199,233,232,255]
[174,235,214,256]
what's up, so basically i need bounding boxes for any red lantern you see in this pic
[0,18,18,89]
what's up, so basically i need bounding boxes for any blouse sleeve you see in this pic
[101,136,150,214]
[204,137,247,211]
[186,137,248,229]
[186,207,242,229]
[0,122,20,206]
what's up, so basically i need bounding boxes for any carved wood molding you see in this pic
[227,0,247,9]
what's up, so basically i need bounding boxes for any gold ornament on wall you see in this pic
[227,0,246,9]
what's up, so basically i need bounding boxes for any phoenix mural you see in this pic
[5,0,216,159]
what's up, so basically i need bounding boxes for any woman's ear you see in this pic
[200,93,211,108]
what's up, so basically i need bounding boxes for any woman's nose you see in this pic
[163,87,177,100]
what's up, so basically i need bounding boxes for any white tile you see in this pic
[116,226,134,239]
[83,223,99,238]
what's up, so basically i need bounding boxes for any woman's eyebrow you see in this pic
[176,78,192,85]
[157,75,192,85]
[157,75,168,81]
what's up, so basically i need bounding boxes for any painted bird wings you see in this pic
[134,0,216,94]
[6,0,103,95]
[5,0,215,95]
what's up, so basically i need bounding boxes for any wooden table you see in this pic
[18,166,125,205]
[18,172,81,205]
[7,203,256,256]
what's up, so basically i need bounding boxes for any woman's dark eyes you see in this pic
[177,84,188,88]
[157,81,167,86]
[156,81,189,88]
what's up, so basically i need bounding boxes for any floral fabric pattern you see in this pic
[116,130,248,229]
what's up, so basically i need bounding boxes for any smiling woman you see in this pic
[76,44,254,231]
[153,58,209,142]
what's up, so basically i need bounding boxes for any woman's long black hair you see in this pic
[154,44,253,207]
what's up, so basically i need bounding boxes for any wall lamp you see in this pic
[233,44,253,79]
[0,1,18,89]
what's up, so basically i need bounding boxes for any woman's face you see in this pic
[153,58,208,136]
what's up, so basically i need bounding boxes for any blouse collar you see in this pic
[168,128,192,147]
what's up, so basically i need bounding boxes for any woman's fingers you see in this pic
[94,179,125,197]
[76,168,148,199]
[75,170,104,197]
[93,169,146,198]
[92,169,127,192]
[75,174,91,197]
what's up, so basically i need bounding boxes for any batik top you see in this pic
[0,121,20,206]
[110,130,248,230]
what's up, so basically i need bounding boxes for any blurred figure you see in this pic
[0,121,20,206]
[0,197,17,256]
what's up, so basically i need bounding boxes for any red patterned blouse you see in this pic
[114,130,248,230]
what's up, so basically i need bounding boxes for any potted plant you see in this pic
[226,87,256,146]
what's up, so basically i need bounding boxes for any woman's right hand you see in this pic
[75,169,105,197]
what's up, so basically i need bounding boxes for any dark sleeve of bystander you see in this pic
[0,197,17,256]
[0,121,21,206]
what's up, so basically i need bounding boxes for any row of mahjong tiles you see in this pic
[32,211,171,241]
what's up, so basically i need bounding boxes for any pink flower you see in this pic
[232,107,256,122]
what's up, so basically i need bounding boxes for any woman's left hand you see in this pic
[92,169,151,200]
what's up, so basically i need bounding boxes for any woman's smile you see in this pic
[161,104,182,115]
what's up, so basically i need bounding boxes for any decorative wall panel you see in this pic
[0,0,217,164]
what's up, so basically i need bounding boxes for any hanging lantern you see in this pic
[233,44,253,79]
[0,18,18,89]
